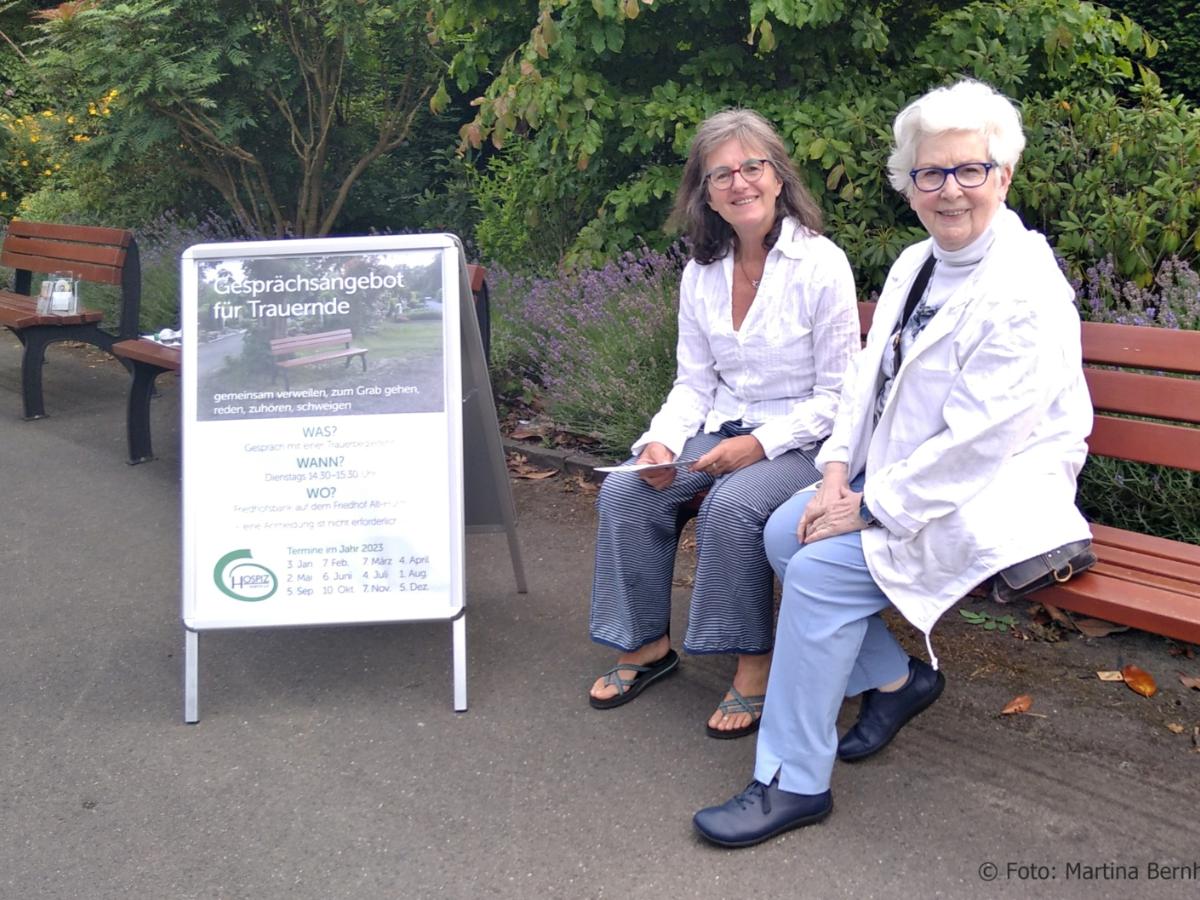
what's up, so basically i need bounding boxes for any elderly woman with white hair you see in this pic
[693,79,1094,847]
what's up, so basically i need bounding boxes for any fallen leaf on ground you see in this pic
[1121,664,1158,697]
[1096,670,1125,682]
[1000,694,1033,715]
[1023,622,1063,642]
[1074,617,1128,638]
[1039,603,1076,629]
[1166,722,1186,734]
[562,473,597,495]
[1178,673,1200,691]
[506,453,558,480]
[509,425,546,441]
[512,467,556,480]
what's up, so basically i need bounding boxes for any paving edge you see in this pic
[501,437,615,484]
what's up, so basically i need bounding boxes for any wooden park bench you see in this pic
[855,302,1200,644]
[269,328,368,389]
[111,337,181,464]
[0,220,140,419]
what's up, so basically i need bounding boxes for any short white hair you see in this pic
[887,79,1026,197]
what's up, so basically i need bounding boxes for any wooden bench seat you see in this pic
[1,220,140,419]
[111,338,181,464]
[269,328,367,389]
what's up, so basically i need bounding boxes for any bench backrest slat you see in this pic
[1088,417,1200,473]
[1083,368,1200,426]
[1081,321,1200,374]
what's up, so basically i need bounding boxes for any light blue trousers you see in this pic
[754,485,912,794]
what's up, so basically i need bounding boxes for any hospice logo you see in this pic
[213,549,278,602]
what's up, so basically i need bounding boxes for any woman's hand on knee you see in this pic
[637,441,677,489]
[798,464,855,542]
[690,435,765,478]
[802,489,867,543]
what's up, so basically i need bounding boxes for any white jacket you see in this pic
[816,208,1093,642]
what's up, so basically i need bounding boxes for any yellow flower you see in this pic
[66,115,76,124]
[30,135,39,143]
[42,169,52,176]
[20,159,28,166]
[0,191,7,200]
[102,107,111,116]
[42,110,54,118]
[53,163,62,170]
[107,89,119,99]
[88,105,97,115]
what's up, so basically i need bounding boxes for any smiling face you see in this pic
[704,138,783,243]
[908,130,1011,252]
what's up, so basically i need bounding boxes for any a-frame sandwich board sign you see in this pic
[180,233,524,722]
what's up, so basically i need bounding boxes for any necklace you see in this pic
[738,258,763,289]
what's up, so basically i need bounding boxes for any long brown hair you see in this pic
[668,108,823,265]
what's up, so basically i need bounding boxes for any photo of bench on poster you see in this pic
[180,234,524,723]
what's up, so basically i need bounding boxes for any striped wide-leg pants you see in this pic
[589,423,821,655]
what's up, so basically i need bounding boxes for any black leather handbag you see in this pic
[988,539,1097,604]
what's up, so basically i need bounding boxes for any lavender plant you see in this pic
[488,245,686,458]
[1075,254,1200,330]
[135,210,245,331]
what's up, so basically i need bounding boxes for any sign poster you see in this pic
[181,235,464,630]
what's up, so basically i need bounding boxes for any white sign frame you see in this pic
[180,234,471,722]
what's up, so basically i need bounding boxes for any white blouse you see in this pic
[633,217,859,460]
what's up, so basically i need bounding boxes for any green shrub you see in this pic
[1105,0,1200,104]
[1017,85,1200,284]
[1078,456,1200,545]
[473,142,611,273]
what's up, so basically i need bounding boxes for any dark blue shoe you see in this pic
[693,778,832,848]
[837,657,945,762]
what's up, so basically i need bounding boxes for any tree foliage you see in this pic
[430,0,1194,288]
[31,0,444,237]
[1104,0,1200,104]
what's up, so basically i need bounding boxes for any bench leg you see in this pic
[18,329,54,420]
[12,325,116,420]
[127,362,164,464]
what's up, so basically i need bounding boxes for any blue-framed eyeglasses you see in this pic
[704,158,771,191]
[909,161,995,192]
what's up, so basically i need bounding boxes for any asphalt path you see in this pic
[1,333,1198,900]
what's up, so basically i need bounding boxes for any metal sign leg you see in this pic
[453,614,467,712]
[184,629,199,724]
